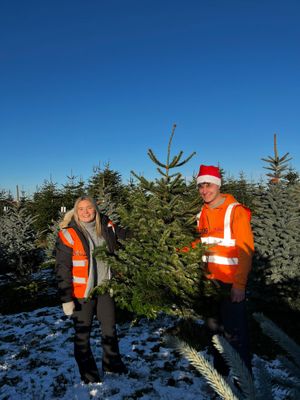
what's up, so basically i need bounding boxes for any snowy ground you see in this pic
[0,306,289,400]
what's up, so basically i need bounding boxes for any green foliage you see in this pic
[262,134,292,182]
[285,167,300,185]
[88,162,126,203]
[222,172,258,210]
[0,189,14,217]
[168,313,300,400]
[251,141,300,310]
[87,162,129,224]
[93,125,210,318]
[26,180,62,238]
[44,217,62,261]
[0,206,44,276]
[60,173,85,211]
[167,335,242,400]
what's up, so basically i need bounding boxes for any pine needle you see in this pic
[165,335,239,400]
[212,335,256,399]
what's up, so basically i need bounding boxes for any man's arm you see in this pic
[231,205,254,301]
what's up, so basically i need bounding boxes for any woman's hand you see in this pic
[62,301,75,316]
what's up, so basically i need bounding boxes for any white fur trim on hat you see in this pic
[197,175,221,186]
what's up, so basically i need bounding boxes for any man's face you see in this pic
[198,182,221,206]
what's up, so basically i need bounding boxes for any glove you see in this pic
[62,301,75,316]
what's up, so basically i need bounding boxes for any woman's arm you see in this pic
[54,237,74,303]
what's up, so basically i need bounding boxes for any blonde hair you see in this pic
[59,196,102,236]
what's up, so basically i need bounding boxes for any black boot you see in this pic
[101,335,128,374]
[77,355,102,383]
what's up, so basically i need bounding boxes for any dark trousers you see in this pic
[207,284,252,376]
[72,293,121,383]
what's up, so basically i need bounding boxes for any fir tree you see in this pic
[88,162,124,202]
[87,162,128,223]
[0,206,43,277]
[27,180,62,239]
[250,135,300,310]
[60,173,85,211]
[285,167,300,185]
[222,172,257,210]
[261,133,292,184]
[0,189,14,216]
[44,217,62,263]
[93,124,215,318]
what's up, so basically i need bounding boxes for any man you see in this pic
[196,164,254,375]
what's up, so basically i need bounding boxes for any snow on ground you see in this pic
[0,306,289,400]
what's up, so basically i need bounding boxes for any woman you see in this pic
[55,196,128,383]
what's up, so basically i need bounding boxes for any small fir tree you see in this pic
[0,189,14,217]
[222,171,257,210]
[0,206,43,277]
[93,124,215,318]
[27,180,62,239]
[60,173,85,211]
[261,133,292,184]
[88,162,125,202]
[88,162,128,223]
[250,134,300,310]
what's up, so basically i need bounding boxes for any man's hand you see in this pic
[231,287,245,302]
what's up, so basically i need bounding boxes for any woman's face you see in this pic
[77,200,96,223]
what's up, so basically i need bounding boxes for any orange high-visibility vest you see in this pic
[58,228,89,298]
[197,202,240,284]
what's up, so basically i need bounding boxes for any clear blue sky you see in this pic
[1,0,299,197]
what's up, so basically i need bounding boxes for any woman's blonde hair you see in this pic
[59,196,102,236]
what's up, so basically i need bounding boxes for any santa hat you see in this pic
[196,165,221,186]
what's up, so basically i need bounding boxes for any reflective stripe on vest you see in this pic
[59,228,75,247]
[72,260,86,267]
[201,255,238,265]
[73,276,86,284]
[58,228,89,298]
[198,202,240,283]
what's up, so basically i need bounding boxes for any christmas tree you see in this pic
[88,162,128,223]
[26,179,62,238]
[251,134,300,310]
[0,205,43,277]
[60,173,85,211]
[94,125,214,318]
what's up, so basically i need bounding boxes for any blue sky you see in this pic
[1,0,299,197]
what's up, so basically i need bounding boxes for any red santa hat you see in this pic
[196,165,221,186]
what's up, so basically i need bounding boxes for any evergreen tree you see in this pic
[60,173,85,211]
[261,133,292,184]
[87,162,124,203]
[44,217,62,263]
[94,124,215,318]
[250,135,300,310]
[0,189,14,216]
[27,180,62,239]
[0,206,43,277]
[88,162,128,223]
[285,167,300,185]
[222,172,257,210]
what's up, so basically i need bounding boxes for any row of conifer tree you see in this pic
[0,129,299,319]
